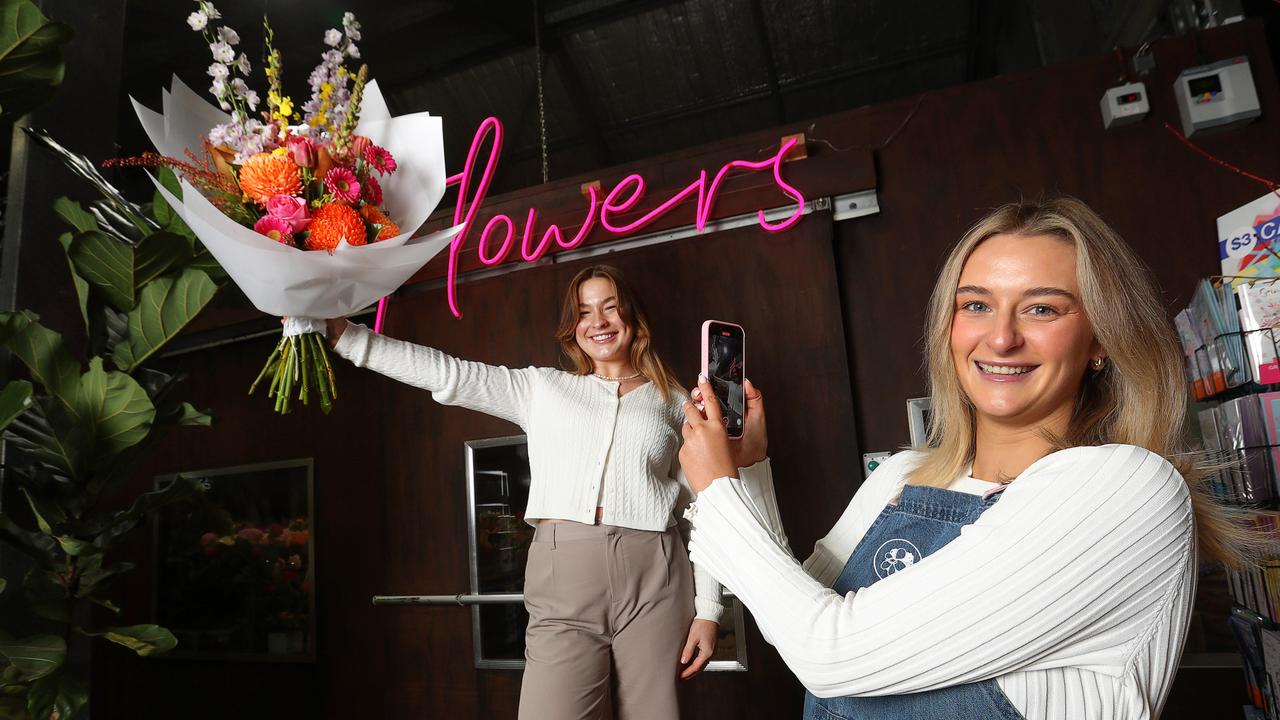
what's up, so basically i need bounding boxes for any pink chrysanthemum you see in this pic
[364,145,397,175]
[253,215,294,245]
[324,167,361,202]
[362,175,383,206]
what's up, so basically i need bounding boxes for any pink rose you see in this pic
[286,135,316,168]
[265,194,311,233]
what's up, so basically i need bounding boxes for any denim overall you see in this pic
[802,484,1023,720]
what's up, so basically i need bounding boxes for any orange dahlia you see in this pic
[306,203,367,251]
[359,205,401,240]
[238,153,302,205]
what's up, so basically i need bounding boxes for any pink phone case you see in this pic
[701,319,745,439]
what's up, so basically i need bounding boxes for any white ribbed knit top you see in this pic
[333,321,725,621]
[687,444,1196,719]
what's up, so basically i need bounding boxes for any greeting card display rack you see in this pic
[1181,276,1280,720]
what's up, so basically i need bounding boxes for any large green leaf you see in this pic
[0,0,72,123]
[65,230,132,310]
[5,396,85,479]
[65,229,191,314]
[0,513,57,569]
[92,475,202,550]
[73,552,132,600]
[187,247,229,284]
[52,197,96,232]
[151,167,192,238]
[0,636,63,682]
[0,311,78,407]
[176,402,212,427]
[21,568,68,623]
[57,232,92,336]
[111,268,217,372]
[26,669,85,720]
[84,625,175,657]
[134,232,195,288]
[19,487,62,535]
[73,357,155,461]
[0,381,33,433]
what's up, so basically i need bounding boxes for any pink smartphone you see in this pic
[701,320,746,439]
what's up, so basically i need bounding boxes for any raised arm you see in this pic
[687,444,1194,698]
[331,320,535,428]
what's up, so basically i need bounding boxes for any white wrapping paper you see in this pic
[131,76,461,320]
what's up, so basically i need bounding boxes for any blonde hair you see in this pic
[555,265,679,403]
[913,196,1252,566]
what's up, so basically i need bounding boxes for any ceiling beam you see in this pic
[589,37,970,138]
[1024,0,1105,63]
[1104,0,1170,50]
[749,0,787,124]
[544,0,689,31]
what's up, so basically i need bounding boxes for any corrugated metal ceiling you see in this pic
[118,0,1174,193]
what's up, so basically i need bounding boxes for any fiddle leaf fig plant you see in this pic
[0,129,228,719]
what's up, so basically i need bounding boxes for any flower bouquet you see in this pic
[122,4,460,414]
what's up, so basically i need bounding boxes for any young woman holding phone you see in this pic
[678,197,1253,720]
[325,265,722,720]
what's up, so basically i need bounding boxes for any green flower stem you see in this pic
[314,341,333,414]
[248,332,339,414]
[299,331,311,406]
[273,339,287,412]
[249,340,282,395]
[268,338,287,400]
[319,335,338,401]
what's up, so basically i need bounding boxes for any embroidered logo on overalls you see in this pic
[873,539,921,579]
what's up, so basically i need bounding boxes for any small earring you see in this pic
[1091,357,1107,371]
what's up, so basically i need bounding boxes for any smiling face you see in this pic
[575,277,635,368]
[950,233,1101,433]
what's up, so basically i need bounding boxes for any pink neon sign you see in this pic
[423,117,805,318]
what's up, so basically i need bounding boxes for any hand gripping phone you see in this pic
[701,320,745,439]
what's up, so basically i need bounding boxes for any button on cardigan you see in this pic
[334,321,726,622]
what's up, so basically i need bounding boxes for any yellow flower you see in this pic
[272,147,288,157]
[320,82,333,98]
[278,96,294,116]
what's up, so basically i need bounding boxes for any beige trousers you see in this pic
[517,521,694,720]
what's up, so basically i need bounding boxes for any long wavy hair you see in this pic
[912,196,1253,566]
[555,265,679,403]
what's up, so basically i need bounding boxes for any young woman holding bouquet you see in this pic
[326,265,721,720]
[677,197,1254,720]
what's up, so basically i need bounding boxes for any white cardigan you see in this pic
[689,444,1196,720]
[334,321,725,622]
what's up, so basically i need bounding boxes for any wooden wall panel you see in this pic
[92,213,855,719]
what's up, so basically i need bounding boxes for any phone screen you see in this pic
[706,322,745,438]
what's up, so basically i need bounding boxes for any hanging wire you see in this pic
[534,0,549,184]
[1163,121,1280,199]
[782,92,928,157]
